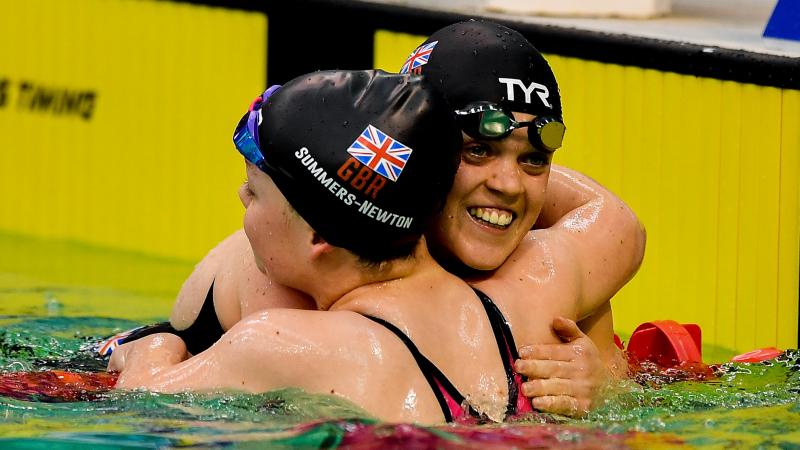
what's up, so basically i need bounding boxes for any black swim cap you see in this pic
[255,70,462,260]
[401,20,562,120]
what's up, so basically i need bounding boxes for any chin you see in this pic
[459,247,510,272]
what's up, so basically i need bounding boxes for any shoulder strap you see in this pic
[471,287,527,418]
[363,315,476,422]
[173,280,226,355]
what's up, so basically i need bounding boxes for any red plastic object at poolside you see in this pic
[730,347,784,363]
[626,320,702,367]
[0,370,118,402]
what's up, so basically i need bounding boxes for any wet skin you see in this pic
[428,112,553,274]
[161,113,645,417]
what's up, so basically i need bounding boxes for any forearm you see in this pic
[534,164,595,229]
[577,304,628,379]
[543,165,645,313]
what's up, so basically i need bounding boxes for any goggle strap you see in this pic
[243,85,283,156]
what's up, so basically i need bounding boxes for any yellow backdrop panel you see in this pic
[0,0,266,261]
[375,30,800,354]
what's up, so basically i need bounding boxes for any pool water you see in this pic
[1,233,799,449]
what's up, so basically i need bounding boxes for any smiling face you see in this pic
[428,112,554,271]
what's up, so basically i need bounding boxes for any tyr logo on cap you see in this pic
[498,78,552,108]
[346,124,413,182]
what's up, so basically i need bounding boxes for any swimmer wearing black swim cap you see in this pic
[233,69,462,261]
[401,20,565,153]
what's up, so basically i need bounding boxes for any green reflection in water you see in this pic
[1,233,799,449]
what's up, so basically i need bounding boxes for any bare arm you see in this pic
[511,165,642,416]
[111,309,444,423]
[541,165,645,317]
[577,302,628,378]
[535,164,597,229]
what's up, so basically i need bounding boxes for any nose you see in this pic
[484,157,524,198]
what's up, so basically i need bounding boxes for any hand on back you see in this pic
[514,317,609,417]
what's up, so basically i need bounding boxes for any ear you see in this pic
[309,232,335,260]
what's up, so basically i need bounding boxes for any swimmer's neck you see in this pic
[311,239,441,311]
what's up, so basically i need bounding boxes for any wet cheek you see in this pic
[242,211,260,245]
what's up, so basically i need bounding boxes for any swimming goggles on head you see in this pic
[454,101,566,152]
[233,85,282,173]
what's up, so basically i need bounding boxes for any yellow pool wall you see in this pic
[376,31,800,355]
[1,1,797,356]
[0,0,266,261]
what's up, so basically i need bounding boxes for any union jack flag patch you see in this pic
[96,328,137,357]
[347,124,413,182]
[400,41,438,74]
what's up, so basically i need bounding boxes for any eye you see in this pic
[520,151,552,171]
[462,142,492,163]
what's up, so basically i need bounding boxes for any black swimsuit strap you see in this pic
[118,280,226,355]
[176,280,226,354]
[471,287,522,418]
[364,315,476,422]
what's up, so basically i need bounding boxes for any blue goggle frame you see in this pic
[233,85,282,172]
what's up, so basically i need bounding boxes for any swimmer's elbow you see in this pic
[626,216,646,277]
[615,201,646,276]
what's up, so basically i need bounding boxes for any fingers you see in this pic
[521,377,573,398]
[523,379,591,417]
[518,342,583,361]
[515,359,573,379]
[107,334,188,373]
[107,342,130,372]
[521,377,594,403]
[531,395,587,417]
[551,316,584,343]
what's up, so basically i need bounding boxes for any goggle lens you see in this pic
[456,102,565,152]
[478,110,513,138]
[233,113,265,168]
[536,120,566,152]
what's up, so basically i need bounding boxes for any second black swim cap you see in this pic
[401,20,562,119]
[258,70,462,260]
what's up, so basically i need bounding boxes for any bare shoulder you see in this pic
[170,230,254,329]
[228,309,444,422]
[237,309,415,360]
[491,228,582,287]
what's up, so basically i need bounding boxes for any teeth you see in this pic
[498,214,511,226]
[468,207,513,228]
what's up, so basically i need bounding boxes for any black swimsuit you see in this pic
[101,281,225,356]
[102,283,534,421]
